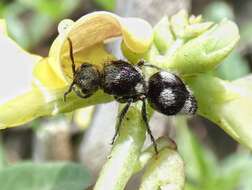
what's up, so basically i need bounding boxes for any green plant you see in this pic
[175,116,252,190]
[0,10,252,190]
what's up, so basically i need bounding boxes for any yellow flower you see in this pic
[0,12,153,128]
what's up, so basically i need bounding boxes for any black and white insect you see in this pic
[64,38,197,154]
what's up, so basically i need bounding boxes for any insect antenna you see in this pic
[63,37,77,102]
[67,37,76,74]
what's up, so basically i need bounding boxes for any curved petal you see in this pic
[0,12,153,128]
[46,11,153,83]
[32,58,67,89]
[0,89,45,128]
[0,87,113,128]
[0,20,46,128]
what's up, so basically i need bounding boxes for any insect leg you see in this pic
[111,99,132,145]
[141,99,158,154]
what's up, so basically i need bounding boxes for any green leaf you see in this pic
[0,162,91,190]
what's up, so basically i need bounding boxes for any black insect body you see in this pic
[64,38,197,154]
[102,60,146,102]
[147,71,197,116]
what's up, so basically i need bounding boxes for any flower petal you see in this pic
[32,58,67,89]
[0,89,45,128]
[0,27,41,105]
[2,11,152,128]
[0,87,113,128]
[47,11,153,83]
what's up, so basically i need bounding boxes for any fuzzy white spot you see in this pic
[135,82,144,93]
[180,99,192,114]
[180,96,197,115]
[159,88,175,106]
[179,86,197,115]
[159,71,176,83]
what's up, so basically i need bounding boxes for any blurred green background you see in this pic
[0,0,252,190]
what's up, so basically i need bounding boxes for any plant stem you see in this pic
[94,104,146,190]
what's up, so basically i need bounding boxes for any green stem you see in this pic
[94,104,146,190]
